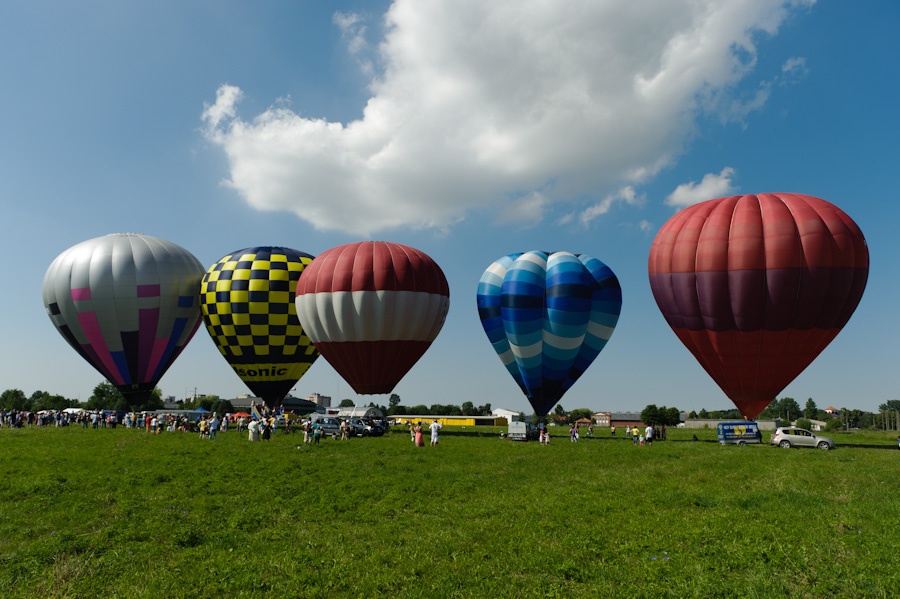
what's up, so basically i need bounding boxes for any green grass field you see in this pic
[1,424,899,598]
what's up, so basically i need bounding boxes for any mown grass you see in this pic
[0,425,898,598]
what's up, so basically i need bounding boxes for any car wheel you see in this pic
[362,430,370,437]
[817,441,831,450]
[779,440,791,449]
[738,440,746,446]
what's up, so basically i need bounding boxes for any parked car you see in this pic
[367,420,387,436]
[309,415,342,437]
[770,427,835,450]
[347,417,376,437]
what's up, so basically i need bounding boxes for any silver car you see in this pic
[770,427,835,450]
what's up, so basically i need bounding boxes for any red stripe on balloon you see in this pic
[671,326,842,418]
[312,340,434,395]
[297,241,449,296]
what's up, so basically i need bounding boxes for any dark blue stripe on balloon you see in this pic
[111,350,130,384]
[501,294,544,309]
[152,317,187,381]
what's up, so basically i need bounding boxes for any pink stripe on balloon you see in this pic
[146,337,170,381]
[71,287,92,301]
[80,344,116,382]
[138,307,160,382]
[76,311,125,385]
[137,284,161,297]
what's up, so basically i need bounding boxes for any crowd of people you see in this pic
[4,408,673,448]
[621,424,667,446]
[0,404,397,447]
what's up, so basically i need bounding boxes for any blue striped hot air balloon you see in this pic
[476,251,622,417]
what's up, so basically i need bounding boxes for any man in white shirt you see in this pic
[429,420,442,446]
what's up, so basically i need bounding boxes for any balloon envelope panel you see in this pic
[42,233,205,401]
[199,247,319,407]
[295,241,450,395]
[477,251,622,417]
[648,193,868,418]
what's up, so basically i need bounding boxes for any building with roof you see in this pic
[393,415,508,427]
[281,396,324,415]
[327,406,384,419]
[491,408,522,422]
[307,393,332,408]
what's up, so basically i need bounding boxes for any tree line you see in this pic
[0,382,236,415]
[686,396,900,432]
[6,384,899,432]
[377,394,497,418]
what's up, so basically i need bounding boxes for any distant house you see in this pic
[491,408,521,422]
[824,406,840,415]
[307,393,332,408]
[227,396,260,410]
[610,413,644,428]
[593,412,611,426]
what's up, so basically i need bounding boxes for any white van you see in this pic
[507,421,539,441]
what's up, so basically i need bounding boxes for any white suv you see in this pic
[770,427,835,450]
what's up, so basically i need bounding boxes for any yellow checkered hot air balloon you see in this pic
[199,247,319,408]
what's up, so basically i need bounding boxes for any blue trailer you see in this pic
[717,422,762,445]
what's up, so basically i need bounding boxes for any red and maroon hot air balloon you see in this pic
[648,193,868,419]
[294,241,450,394]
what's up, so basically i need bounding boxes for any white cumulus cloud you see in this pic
[666,167,737,208]
[203,0,812,235]
[580,186,645,227]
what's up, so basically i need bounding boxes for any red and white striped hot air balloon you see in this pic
[295,241,450,394]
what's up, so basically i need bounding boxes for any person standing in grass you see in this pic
[632,427,639,445]
[248,419,260,442]
[209,414,220,441]
[611,425,616,438]
[645,424,654,447]
[415,422,424,446]
[429,419,442,446]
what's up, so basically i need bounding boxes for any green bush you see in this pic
[825,417,845,432]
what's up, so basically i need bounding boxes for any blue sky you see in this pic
[2,0,898,415]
